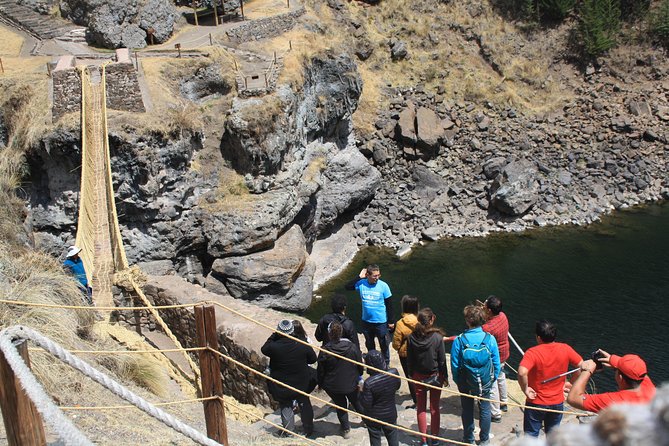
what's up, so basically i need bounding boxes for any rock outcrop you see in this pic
[60,0,179,49]
[489,159,539,216]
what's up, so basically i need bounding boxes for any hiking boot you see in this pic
[341,428,351,439]
[500,403,508,412]
[491,415,502,423]
[478,441,490,446]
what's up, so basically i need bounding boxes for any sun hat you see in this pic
[609,354,647,380]
[277,319,294,335]
[66,246,82,258]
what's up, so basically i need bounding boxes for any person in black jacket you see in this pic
[261,319,317,436]
[407,308,448,446]
[317,321,364,438]
[360,350,401,446]
[315,294,360,349]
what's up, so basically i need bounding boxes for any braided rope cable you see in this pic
[0,325,222,446]
[0,298,204,311]
[60,396,218,411]
[207,347,472,446]
[29,347,206,355]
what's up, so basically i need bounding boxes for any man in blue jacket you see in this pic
[451,304,501,446]
[348,264,393,366]
[63,246,92,304]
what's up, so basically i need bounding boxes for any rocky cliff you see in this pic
[27,53,377,312]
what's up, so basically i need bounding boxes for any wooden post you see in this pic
[209,33,213,46]
[1,57,5,74]
[289,40,292,50]
[264,73,268,88]
[45,62,51,77]
[287,0,290,8]
[175,43,182,58]
[195,305,228,445]
[221,0,225,18]
[214,3,219,26]
[240,0,244,20]
[134,51,138,70]
[233,58,238,70]
[0,341,47,446]
[193,2,199,26]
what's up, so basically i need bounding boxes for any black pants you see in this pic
[279,394,313,434]
[326,390,361,431]
[399,356,417,403]
[367,423,399,446]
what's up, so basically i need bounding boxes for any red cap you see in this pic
[609,354,647,380]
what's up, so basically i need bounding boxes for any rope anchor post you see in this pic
[0,340,46,446]
[195,305,228,445]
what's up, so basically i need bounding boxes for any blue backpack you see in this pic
[459,332,494,395]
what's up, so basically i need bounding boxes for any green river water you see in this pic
[307,203,669,390]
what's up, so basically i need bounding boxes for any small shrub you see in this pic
[537,0,577,21]
[579,0,621,57]
[649,0,669,47]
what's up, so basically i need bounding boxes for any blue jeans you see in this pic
[458,385,491,443]
[362,321,390,365]
[523,402,563,437]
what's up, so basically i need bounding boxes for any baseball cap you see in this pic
[609,354,647,380]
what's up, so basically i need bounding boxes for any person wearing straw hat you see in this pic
[262,319,317,437]
[63,246,92,304]
[567,350,656,413]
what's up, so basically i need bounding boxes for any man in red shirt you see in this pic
[482,295,509,422]
[567,350,656,413]
[518,320,583,437]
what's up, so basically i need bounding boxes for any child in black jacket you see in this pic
[360,350,401,446]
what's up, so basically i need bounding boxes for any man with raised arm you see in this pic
[347,264,393,366]
[567,350,656,413]
[518,320,583,437]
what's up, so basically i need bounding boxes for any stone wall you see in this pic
[52,57,82,121]
[226,7,305,43]
[51,50,146,120]
[106,62,146,113]
[112,275,296,407]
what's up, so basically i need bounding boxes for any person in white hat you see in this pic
[63,246,92,303]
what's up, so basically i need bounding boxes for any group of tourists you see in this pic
[261,264,657,445]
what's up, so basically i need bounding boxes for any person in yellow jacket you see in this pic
[392,295,419,408]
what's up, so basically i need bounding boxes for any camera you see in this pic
[591,350,605,370]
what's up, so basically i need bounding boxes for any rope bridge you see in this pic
[72,65,200,386]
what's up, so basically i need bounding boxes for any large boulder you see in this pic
[60,0,179,49]
[489,159,539,216]
[311,145,382,235]
[416,107,444,155]
[202,189,302,257]
[207,225,313,311]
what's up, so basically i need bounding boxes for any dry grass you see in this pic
[0,25,24,57]
[237,93,285,136]
[244,0,293,20]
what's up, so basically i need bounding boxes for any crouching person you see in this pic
[360,350,401,446]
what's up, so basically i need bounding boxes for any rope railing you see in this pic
[208,346,474,446]
[0,296,589,416]
[60,396,218,411]
[0,325,222,446]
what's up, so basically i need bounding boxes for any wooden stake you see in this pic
[287,0,290,7]
[134,51,139,70]
[45,62,51,77]
[240,0,244,20]
[195,305,228,445]
[209,33,213,46]
[175,43,182,58]
[0,57,5,74]
[0,341,46,446]
[289,40,292,50]
[193,2,199,26]
[214,3,219,26]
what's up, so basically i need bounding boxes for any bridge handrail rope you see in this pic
[0,297,588,416]
[59,396,218,411]
[0,325,222,446]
